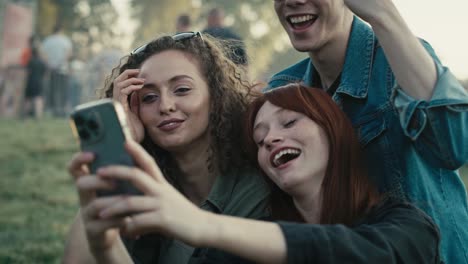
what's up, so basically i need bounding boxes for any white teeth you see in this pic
[273,149,300,167]
[290,15,314,24]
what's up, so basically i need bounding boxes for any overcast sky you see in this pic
[393,0,468,79]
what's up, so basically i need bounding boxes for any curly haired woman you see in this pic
[63,32,269,263]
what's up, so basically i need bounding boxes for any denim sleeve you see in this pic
[391,61,468,169]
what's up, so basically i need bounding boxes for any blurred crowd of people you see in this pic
[0,6,247,120]
[0,23,124,119]
[18,23,90,119]
[176,7,248,66]
[22,24,72,118]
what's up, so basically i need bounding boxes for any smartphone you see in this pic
[69,99,139,196]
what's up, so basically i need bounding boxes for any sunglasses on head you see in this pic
[130,31,203,55]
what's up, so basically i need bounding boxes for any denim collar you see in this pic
[303,16,376,99]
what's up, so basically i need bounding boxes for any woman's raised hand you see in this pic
[112,69,145,142]
[96,140,209,246]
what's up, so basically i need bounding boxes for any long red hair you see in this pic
[244,83,380,225]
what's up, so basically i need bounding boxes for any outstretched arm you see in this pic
[199,213,287,264]
[195,200,440,264]
[98,141,440,264]
[201,201,440,264]
[96,140,288,264]
[278,202,440,263]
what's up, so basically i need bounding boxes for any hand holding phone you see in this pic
[70,99,139,196]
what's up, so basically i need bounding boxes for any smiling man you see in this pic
[266,0,468,263]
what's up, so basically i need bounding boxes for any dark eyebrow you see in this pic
[141,83,157,90]
[168,75,194,83]
[140,75,194,90]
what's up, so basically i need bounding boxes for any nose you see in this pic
[159,94,176,114]
[264,133,284,150]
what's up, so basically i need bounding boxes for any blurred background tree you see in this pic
[2,0,467,83]
[1,0,306,102]
[37,0,121,60]
[129,0,306,80]
[2,0,307,81]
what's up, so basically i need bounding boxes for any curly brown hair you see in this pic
[98,33,253,187]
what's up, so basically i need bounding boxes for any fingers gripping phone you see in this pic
[70,99,139,196]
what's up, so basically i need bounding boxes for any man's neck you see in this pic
[309,14,353,89]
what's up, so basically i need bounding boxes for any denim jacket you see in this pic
[267,17,468,264]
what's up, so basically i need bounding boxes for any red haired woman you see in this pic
[94,84,441,263]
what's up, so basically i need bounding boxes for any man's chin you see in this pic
[291,42,315,53]
[287,35,315,52]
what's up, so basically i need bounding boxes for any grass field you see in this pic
[0,118,78,263]
[0,118,467,263]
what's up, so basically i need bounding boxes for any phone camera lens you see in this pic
[74,116,84,126]
[87,119,99,131]
[78,129,90,141]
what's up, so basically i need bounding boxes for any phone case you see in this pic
[69,99,139,196]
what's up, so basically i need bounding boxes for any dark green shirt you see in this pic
[123,166,270,264]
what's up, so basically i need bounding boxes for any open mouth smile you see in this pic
[270,147,302,168]
[287,14,318,30]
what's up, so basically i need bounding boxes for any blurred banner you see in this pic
[0,2,33,117]
[1,2,33,67]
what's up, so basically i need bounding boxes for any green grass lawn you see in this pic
[0,118,79,263]
[0,118,467,263]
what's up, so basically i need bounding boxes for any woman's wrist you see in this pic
[191,210,219,247]
[90,237,132,264]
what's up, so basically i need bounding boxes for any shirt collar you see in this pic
[201,168,239,213]
[303,16,376,99]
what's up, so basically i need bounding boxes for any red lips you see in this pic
[157,118,184,132]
